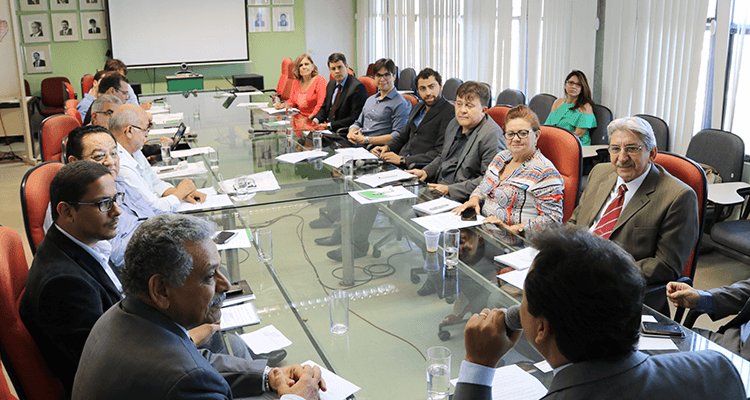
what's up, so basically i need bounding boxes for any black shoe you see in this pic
[314,233,341,246]
[327,244,368,262]
[417,279,436,296]
[309,216,333,229]
[445,295,456,304]
[249,349,287,367]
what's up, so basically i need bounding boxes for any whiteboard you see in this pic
[107,0,249,68]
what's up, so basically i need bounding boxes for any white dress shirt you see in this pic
[117,142,180,212]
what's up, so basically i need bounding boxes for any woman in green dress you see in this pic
[545,70,597,145]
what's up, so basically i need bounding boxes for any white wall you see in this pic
[304,0,355,75]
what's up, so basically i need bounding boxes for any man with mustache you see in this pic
[568,116,699,313]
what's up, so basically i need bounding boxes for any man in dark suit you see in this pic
[313,52,368,134]
[73,214,325,400]
[453,226,745,400]
[59,20,72,36]
[88,19,100,34]
[568,116,698,313]
[32,52,45,67]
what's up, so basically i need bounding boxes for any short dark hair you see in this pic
[373,58,396,76]
[456,81,490,108]
[505,105,541,132]
[98,72,128,94]
[327,53,347,67]
[89,19,96,24]
[61,20,68,24]
[525,225,644,363]
[122,214,217,298]
[66,125,116,161]
[93,69,110,82]
[49,161,111,221]
[415,68,442,87]
[104,59,127,76]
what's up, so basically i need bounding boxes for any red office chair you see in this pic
[80,74,94,95]
[39,115,79,162]
[24,79,40,115]
[62,81,76,100]
[39,77,70,117]
[486,106,511,131]
[358,76,377,97]
[366,63,375,77]
[20,161,64,254]
[64,99,82,125]
[537,125,582,222]
[403,94,418,107]
[0,355,18,400]
[270,58,294,102]
[0,227,65,400]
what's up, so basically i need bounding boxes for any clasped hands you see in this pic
[452,197,524,235]
[370,145,401,164]
[164,178,206,204]
[270,364,327,399]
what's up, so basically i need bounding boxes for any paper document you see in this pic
[641,315,658,323]
[217,91,264,97]
[240,325,292,354]
[171,146,215,158]
[450,364,547,400]
[214,229,252,251]
[237,101,270,108]
[153,161,207,179]
[411,212,485,231]
[263,120,290,127]
[412,197,462,215]
[638,335,679,351]
[260,106,298,115]
[354,169,415,187]
[301,360,361,400]
[323,147,378,168]
[146,106,169,115]
[349,185,417,205]
[497,269,528,290]
[494,247,539,270]
[149,126,191,137]
[176,194,233,212]
[218,170,281,195]
[220,302,261,330]
[151,112,184,125]
[276,150,329,164]
[534,360,552,374]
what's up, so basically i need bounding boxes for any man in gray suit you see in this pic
[73,214,325,399]
[453,226,745,400]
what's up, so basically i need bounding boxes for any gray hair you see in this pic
[91,94,122,113]
[121,214,217,298]
[607,116,657,151]
[108,104,142,134]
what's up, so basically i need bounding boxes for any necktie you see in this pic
[329,84,342,120]
[593,184,627,239]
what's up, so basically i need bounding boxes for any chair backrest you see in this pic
[486,106,511,131]
[20,161,64,254]
[403,94,418,107]
[358,76,378,97]
[635,113,670,152]
[64,100,82,125]
[0,227,65,400]
[686,129,745,183]
[496,88,526,107]
[537,125,582,222]
[528,93,557,125]
[589,104,613,145]
[81,74,94,95]
[397,67,417,93]
[275,58,293,101]
[366,63,375,77]
[40,77,70,109]
[654,152,707,280]
[442,78,463,102]
[24,80,32,96]
[62,81,75,100]
[39,115,80,162]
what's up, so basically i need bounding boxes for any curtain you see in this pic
[723,2,749,133]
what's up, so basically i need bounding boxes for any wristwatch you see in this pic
[400,156,405,166]
[364,137,370,146]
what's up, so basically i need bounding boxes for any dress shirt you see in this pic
[411,106,426,128]
[76,93,96,121]
[456,360,495,387]
[588,166,650,232]
[350,89,410,139]
[126,83,138,106]
[331,75,347,107]
[695,290,750,344]
[117,142,180,211]
[55,224,123,295]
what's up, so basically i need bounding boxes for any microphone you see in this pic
[355,158,385,168]
[247,128,275,136]
[505,305,522,334]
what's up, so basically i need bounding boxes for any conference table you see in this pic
[137,89,750,399]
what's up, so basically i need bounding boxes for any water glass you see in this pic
[426,346,451,400]
[312,131,323,151]
[329,290,349,334]
[160,142,171,164]
[234,175,251,200]
[208,148,219,171]
[424,230,440,253]
[443,228,460,267]
[255,228,273,262]
[341,155,354,180]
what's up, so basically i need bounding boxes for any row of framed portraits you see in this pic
[249,0,294,4]
[20,11,106,43]
[248,6,294,33]
[19,0,104,12]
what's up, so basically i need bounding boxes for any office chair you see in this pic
[486,106,511,131]
[589,104,613,145]
[366,63,375,77]
[537,125,583,222]
[39,114,79,162]
[23,79,40,115]
[358,76,377,97]
[495,89,526,107]
[39,77,70,117]
[20,161,64,254]
[635,113,670,152]
[403,94,418,107]
[62,81,76,101]
[397,68,417,93]
[80,74,94,95]
[528,93,557,125]
[0,226,66,400]
[64,99,82,125]
[442,78,462,102]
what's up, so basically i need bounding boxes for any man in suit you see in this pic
[88,19,100,34]
[667,278,750,359]
[89,94,122,128]
[77,72,129,122]
[73,214,325,400]
[32,52,45,67]
[313,53,368,134]
[59,20,72,36]
[453,226,745,400]
[29,21,43,37]
[568,116,698,313]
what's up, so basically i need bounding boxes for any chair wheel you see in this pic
[411,274,421,284]
[372,248,381,258]
[438,331,450,341]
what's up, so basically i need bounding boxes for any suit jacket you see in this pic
[313,74,368,133]
[19,224,122,396]
[453,351,745,400]
[702,278,750,358]
[386,96,455,168]
[422,115,505,202]
[33,59,46,67]
[73,297,266,400]
[568,163,699,285]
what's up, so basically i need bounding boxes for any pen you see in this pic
[377,174,398,179]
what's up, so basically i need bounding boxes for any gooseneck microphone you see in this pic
[354,158,385,168]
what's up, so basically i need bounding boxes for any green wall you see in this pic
[21,1,306,97]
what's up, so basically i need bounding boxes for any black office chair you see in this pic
[589,104,613,145]
[635,114,670,152]
[495,89,526,107]
[397,68,417,94]
[442,78,462,102]
[528,93,556,124]
[481,83,493,107]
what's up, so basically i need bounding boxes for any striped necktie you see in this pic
[593,184,627,239]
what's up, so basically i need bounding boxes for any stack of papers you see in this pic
[323,147,378,168]
[218,170,281,194]
[276,150,329,164]
[301,361,361,400]
[153,161,207,179]
[152,112,184,125]
[239,325,292,354]
[175,194,233,212]
[260,107,298,115]
[236,101,270,108]
[354,169,415,187]
[497,269,528,290]
[171,147,215,158]
[412,197,462,215]
[149,126,191,137]
[411,212,485,231]
[349,186,417,204]
[220,302,261,330]
[450,364,547,400]
[216,91,264,97]
[146,106,170,115]
[494,247,539,270]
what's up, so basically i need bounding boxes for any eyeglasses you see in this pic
[94,109,114,117]
[374,72,392,80]
[115,87,129,96]
[84,149,119,163]
[608,145,644,155]
[504,130,532,140]
[69,192,124,212]
[565,80,582,88]
[131,124,150,134]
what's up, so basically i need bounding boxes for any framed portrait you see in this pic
[20,14,50,44]
[51,13,78,42]
[272,0,294,4]
[247,0,269,4]
[19,0,48,12]
[248,7,270,33]
[80,11,107,40]
[272,7,293,32]
[24,45,53,73]
[79,0,104,11]
[50,0,78,12]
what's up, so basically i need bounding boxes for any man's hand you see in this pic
[464,308,521,368]
[274,101,286,110]
[270,365,327,399]
[666,282,700,309]
[140,101,153,110]
[187,323,220,347]
[316,123,329,131]
[428,183,450,196]
[170,178,198,202]
[406,169,427,181]
[371,145,389,156]
[347,128,365,145]
[379,152,401,164]
[159,137,173,147]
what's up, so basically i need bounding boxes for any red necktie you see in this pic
[593,184,627,239]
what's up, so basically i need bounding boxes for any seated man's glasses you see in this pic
[374,72,392,80]
[608,145,644,155]
[69,192,125,212]
[505,130,531,140]
[84,149,119,163]
[94,109,114,117]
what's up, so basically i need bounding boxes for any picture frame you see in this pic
[24,45,53,73]
[272,7,293,32]
[247,0,270,4]
[20,14,50,44]
[50,0,78,12]
[19,0,48,13]
[272,0,294,4]
[248,7,270,33]
[79,0,104,11]
[51,13,78,42]
[80,11,106,40]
